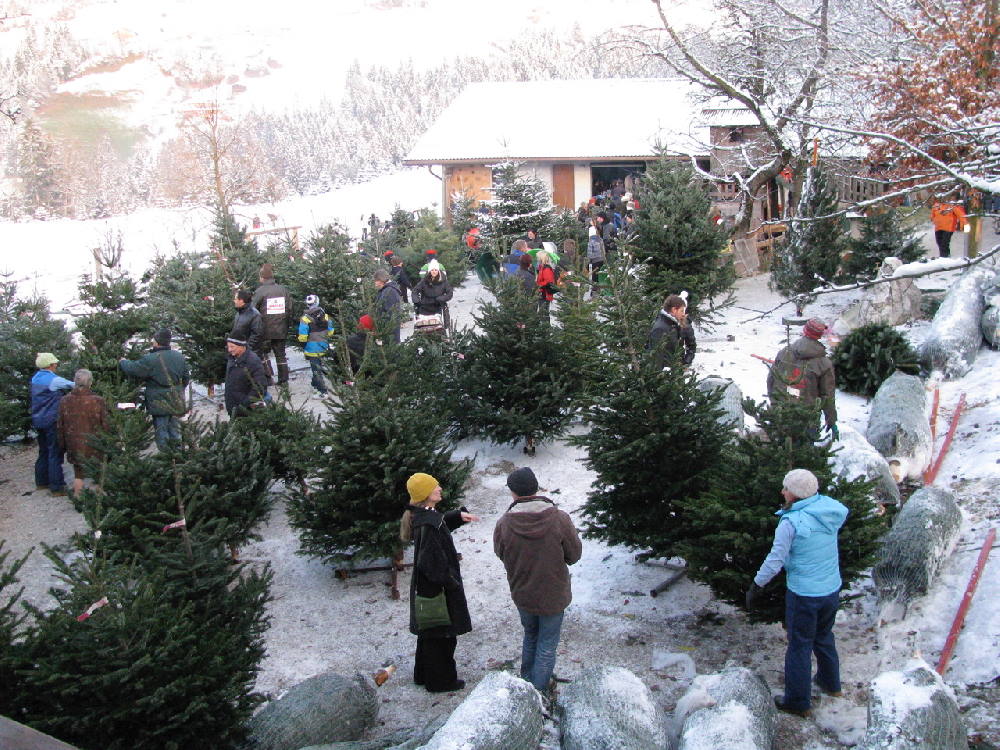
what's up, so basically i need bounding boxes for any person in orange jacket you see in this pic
[931,201,967,258]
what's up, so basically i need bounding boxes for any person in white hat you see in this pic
[746,469,849,717]
[30,352,74,496]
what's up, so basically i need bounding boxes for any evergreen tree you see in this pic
[449,190,478,239]
[770,165,850,313]
[13,118,64,217]
[476,161,554,252]
[287,341,472,564]
[0,273,73,440]
[571,258,731,555]
[455,276,573,453]
[838,209,923,282]
[551,271,605,405]
[401,208,468,284]
[679,399,885,623]
[634,154,734,322]
[0,540,30,711]
[831,323,920,397]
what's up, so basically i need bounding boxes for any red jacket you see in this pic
[536,265,556,301]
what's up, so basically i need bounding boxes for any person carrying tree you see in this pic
[119,329,190,450]
[223,337,269,418]
[401,472,480,693]
[56,368,110,496]
[251,263,292,387]
[30,352,74,496]
[494,467,582,694]
[766,318,838,440]
[746,469,848,717]
[297,294,334,395]
[647,294,696,370]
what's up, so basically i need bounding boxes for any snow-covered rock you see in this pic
[865,371,931,482]
[244,671,378,750]
[856,659,967,750]
[696,376,744,433]
[675,666,776,750]
[919,264,998,378]
[558,665,667,750]
[872,487,962,607]
[981,276,1000,347]
[830,423,901,507]
[417,672,543,750]
[842,257,922,330]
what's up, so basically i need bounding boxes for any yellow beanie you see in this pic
[406,473,439,504]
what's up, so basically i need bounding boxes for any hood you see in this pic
[409,505,444,531]
[790,336,828,360]
[778,494,848,538]
[503,502,560,540]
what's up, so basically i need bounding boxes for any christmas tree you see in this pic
[401,208,468,283]
[571,259,731,555]
[839,208,923,282]
[551,270,605,406]
[679,399,885,623]
[0,273,73,440]
[770,165,850,313]
[0,540,29,711]
[454,276,573,453]
[476,161,554,253]
[287,342,472,565]
[633,154,734,323]
[831,323,920,397]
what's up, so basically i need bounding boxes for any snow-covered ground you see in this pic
[1,181,998,748]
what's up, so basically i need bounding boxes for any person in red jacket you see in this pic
[535,251,557,322]
[931,201,967,258]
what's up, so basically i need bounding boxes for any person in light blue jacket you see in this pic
[746,468,848,717]
[30,352,74,496]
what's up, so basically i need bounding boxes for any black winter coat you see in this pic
[230,305,263,351]
[647,311,696,369]
[251,281,292,339]
[375,282,403,342]
[408,505,472,638]
[390,265,413,302]
[224,349,269,416]
[412,277,454,316]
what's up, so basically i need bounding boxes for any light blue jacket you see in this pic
[755,493,848,597]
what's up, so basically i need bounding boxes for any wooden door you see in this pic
[552,164,575,210]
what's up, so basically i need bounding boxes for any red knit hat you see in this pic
[802,318,828,340]
[383,250,394,257]
[425,249,437,255]
[359,314,375,332]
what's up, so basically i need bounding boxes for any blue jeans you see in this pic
[308,357,327,394]
[152,415,181,450]
[784,590,841,710]
[517,609,564,691]
[34,426,65,491]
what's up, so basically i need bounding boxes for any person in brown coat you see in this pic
[56,369,110,495]
[494,467,582,692]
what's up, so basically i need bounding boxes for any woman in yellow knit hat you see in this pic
[401,472,479,692]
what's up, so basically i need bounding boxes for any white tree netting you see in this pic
[831,424,901,507]
[865,371,932,481]
[696,377,744,434]
[919,265,998,379]
[675,666,776,750]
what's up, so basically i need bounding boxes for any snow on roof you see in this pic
[403,78,715,164]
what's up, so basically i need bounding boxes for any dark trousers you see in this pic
[589,261,604,295]
[784,590,841,711]
[260,338,288,384]
[152,415,181,450]
[413,635,457,691]
[34,426,65,491]
[307,357,327,394]
[935,229,954,257]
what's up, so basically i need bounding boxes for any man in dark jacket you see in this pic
[346,314,375,374]
[30,352,74,495]
[120,329,191,450]
[231,289,262,355]
[766,318,838,440]
[389,254,413,303]
[251,263,292,386]
[647,294,696,370]
[373,269,403,343]
[224,337,269,417]
[494,467,582,692]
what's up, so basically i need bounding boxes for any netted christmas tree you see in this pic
[633,153,734,322]
[770,165,850,313]
[287,340,472,565]
[453,276,573,453]
[571,258,731,555]
[832,323,920,397]
[679,398,885,623]
[8,506,271,750]
[839,208,923,282]
[0,272,73,440]
[476,161,554,254]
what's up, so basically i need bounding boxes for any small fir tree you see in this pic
[454,276,573,453]
[634,154,734,323]
[571,258,731,555]
[832,323,920,397]
[770,165,850,313]
[477,161,554,250]
[679,398,885,623]
[551,271,606,406]
[400,208,468,284]
[838,209,923,282]
[0,273,73,440]
[0,541,30,711]
[287,342,472,564]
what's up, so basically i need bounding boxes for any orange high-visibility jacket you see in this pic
[931,202,967,232]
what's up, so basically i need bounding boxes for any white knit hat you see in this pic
[305,294,319,307]
[783,469,819,499]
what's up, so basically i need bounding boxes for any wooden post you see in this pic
[966,215,982,258]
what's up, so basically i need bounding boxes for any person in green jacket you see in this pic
[120,329,191,450]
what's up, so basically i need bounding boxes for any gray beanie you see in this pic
[783,469,819,499]
[507,467,539,497]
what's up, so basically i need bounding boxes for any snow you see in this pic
[677,702,758,750]
[869,660,938,716]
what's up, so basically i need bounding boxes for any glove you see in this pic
[826,423,840,441]
[745,583,761,610]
